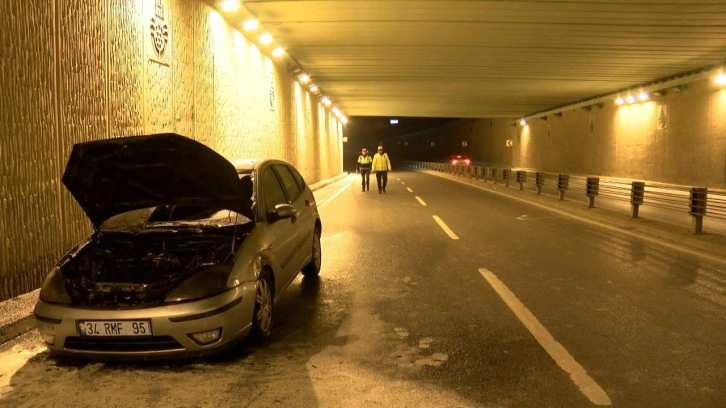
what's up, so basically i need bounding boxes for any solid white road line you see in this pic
[415,196,427,206]
[433,215,459,240]
[317,178,354,209]
[478,268,612,406]
[407,187,414,193]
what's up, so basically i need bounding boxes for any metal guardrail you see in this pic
[404,160,726,235]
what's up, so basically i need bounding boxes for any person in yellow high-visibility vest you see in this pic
[372,146,392,194]
[356,148,373,192]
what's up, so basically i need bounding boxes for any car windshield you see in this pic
[100,206,252,232]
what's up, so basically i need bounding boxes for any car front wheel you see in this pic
[301,228,321,277]
[249,269,273,342]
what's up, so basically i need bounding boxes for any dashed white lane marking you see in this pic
[478,268,612,406]
[415,196,427,206]
[433,215,459,240]
[407,187,414,193]
[401,181,406,185]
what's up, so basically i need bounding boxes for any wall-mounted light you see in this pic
[242,18,258,31]
[219,0,240,12]
[340,116,349,124]
[715,73,726,86]
[309,84,319,93]
[637,92,649,101]
[615,97,625,105]
[519,119,527,126]
[652,89,667,97]
[625,95,636,104]
[321,96,331,106]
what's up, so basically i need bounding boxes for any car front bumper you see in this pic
[33,282,257,360]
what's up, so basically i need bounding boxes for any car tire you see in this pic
[301,227,322,277]
[249,269,274,342]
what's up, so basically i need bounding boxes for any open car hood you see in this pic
[62,133,254,229]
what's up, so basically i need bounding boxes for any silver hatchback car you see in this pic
[34,133,322,360]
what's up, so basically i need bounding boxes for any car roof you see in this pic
[233,158,299,173]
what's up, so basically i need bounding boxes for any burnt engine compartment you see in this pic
[61,227,248,306]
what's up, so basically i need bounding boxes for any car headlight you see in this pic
[165,264,233,302]
[39,267,72,304]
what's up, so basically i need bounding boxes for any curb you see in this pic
[0,289,39,347]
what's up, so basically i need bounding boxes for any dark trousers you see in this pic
[360,169,370,190]
[375,171,388,192]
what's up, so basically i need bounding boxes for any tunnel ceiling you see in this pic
[228,0,726,119]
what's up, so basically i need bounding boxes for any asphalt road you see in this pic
[1,170,724,408]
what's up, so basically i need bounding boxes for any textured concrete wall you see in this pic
[429,77,726,188]
[0,0,343,300]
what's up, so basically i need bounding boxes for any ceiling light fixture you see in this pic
[637,92,649,101]
[259,33,272,45]
[219,0,240,12]
[271,47,285,58]
[716,73,726,86]
[519,119,527,126]
[242,18,258,31]
[297,73,310,84]
[309,85,319,93]
[625,95,636,104]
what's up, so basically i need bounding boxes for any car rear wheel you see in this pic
[249,269,273,342]
[301,228,321,277]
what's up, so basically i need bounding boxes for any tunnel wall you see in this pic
[408,76,726,189]
[0,0,343,301]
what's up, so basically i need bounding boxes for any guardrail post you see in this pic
[630,181,645,218]
[535,172,544,195]
[586,177,599,208]
[689,187,708,234]
[503,169,510,187]
[557,174,569,200]
[492,168,498,184]
[516,171,527,190]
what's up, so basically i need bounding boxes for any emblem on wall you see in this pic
[657,105,668,130]
[149,0,170,65]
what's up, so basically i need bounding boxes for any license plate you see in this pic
[78,320,152,337]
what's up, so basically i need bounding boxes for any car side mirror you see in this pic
[269,203,297,222]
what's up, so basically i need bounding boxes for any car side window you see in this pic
[288,165,306,191]
[262,167,288,216]
[274,164,302,203]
